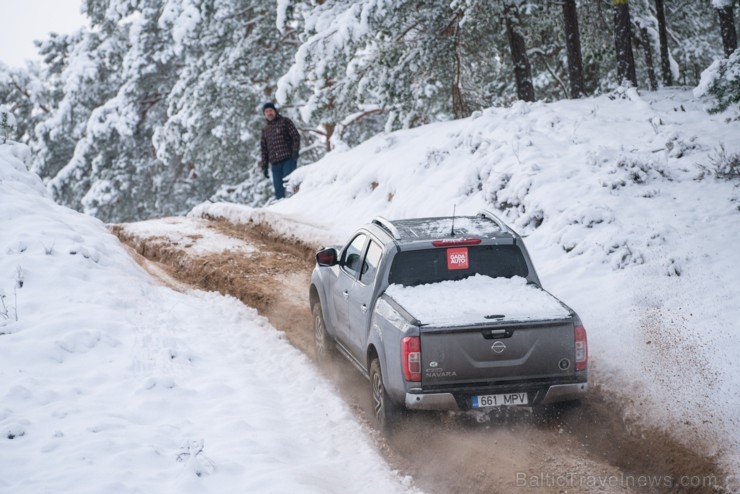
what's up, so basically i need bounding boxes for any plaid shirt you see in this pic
[260,114,300,169]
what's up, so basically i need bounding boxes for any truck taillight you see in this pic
[402,336,421,382]
[575,325,588,371]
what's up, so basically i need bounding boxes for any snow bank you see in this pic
[0,145,416,493]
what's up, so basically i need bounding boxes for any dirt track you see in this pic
[111,216,729,494]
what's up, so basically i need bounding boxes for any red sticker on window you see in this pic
[447,247,469,270]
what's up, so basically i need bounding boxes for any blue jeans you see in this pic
[270,157,297,199]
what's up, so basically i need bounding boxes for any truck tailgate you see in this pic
[420,319,576,386]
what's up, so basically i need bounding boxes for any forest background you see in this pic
[1,0,738,223]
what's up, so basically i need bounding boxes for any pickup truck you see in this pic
[309,210,588,428]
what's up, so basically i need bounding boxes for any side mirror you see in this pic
[316,247,338,267]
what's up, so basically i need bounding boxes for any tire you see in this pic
[312,302,335,364]
[370,358,401,431]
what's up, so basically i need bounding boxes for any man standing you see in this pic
[260,102,300,200]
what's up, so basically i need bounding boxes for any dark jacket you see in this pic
[260,114,300,170]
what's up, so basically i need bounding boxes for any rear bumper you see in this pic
[405,392,459,410]
[539,382,588,405]
[404,382,588,411]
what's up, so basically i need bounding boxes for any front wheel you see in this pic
[312,302,335,364]
[370,358,401,430]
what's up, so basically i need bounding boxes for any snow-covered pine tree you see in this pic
[628,0,723,89]
[503,0,535,102]
[613,0,638,87]
[152,0,308,209]
[32,28,129,189]
[278,0,724,130]
[42,0,311,221]
[696,48,740,113]
[0,62,46,144]
[714,0,738,58]
[660,0,724,86]
[0,105,16,144]
[548,0,722,93]
[561,0,586,98]
[278,0,526,142]
[654,0,673,86]
[47,0,185,222]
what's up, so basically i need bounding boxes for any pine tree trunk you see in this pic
[613,0,637,86]
[561,0,586,98]
[654,0,673,86]
[504,4,535,102]
[452,15,470,118]
[717,4,738,58]
[641,27,658,91]
[324,123,334,153]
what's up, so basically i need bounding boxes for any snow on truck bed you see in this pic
[385,275,571,326]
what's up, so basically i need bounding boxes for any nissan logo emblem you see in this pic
[491,341,506,354]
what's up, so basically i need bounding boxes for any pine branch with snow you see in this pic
[695,49,740,113]
[0,106,16,144]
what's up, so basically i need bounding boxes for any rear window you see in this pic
[388,245,528,287]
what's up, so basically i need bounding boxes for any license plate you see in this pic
[472,393,528,408]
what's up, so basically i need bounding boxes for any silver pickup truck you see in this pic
[309,211,588,428]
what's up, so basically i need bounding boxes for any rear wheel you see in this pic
[312,303,334,364]
[370,358,401,430]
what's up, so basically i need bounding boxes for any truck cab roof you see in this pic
[360,210,539,287]
[370,210,519,247]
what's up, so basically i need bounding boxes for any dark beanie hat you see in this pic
[263,101,276,113]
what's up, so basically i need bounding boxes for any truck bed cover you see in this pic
[385,275,570,327]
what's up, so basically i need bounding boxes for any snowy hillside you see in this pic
[196,88,740,473]
[0,145,414,492]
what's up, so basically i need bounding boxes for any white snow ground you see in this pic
[2,87,739,491]
[194,88,740,478]
[0,144,415,492]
